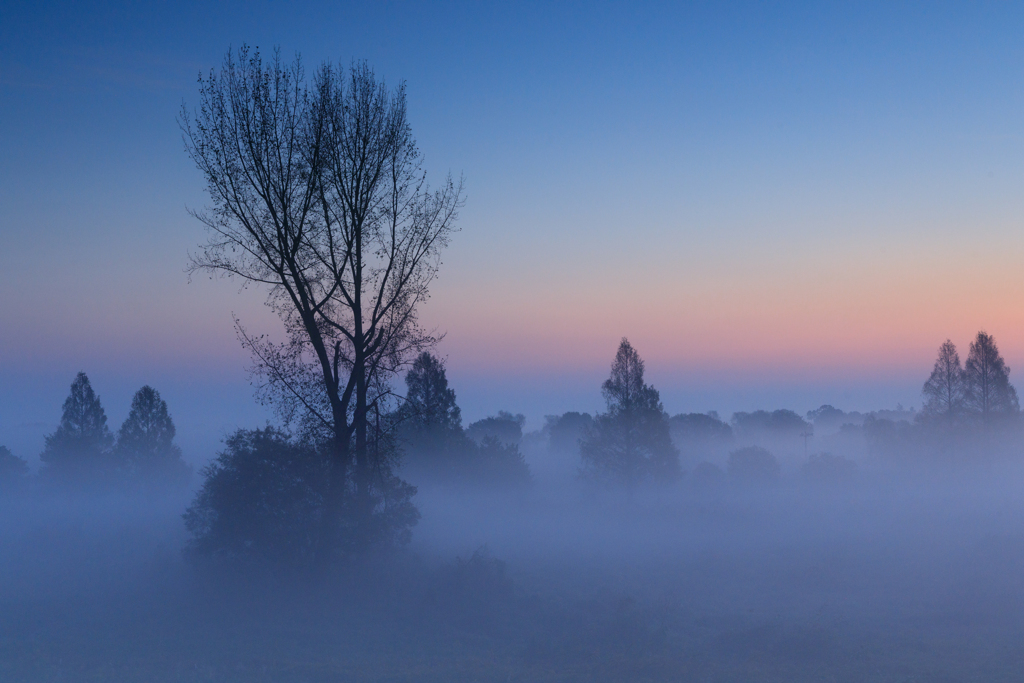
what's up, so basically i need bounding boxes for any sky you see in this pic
[3,1,1024,464]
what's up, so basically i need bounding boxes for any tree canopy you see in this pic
[115,386,191,487]
[40,372,114,485]
[580,338,680,486]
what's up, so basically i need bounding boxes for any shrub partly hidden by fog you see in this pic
[184,427,419,563]
[728,446,781,483]
[467,411,525,447]
[0,445,29,492]
[802,452,857,483]
[183,428,327,564]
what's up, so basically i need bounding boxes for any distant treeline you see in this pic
[2,331,1019,565]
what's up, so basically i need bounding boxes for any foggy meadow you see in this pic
[7,17,1024,683]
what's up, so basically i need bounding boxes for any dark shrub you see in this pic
[183,428,327,564]
[802,452,857,483]
[727,446,780,483]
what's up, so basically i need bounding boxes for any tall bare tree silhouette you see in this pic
[181,47,462,558]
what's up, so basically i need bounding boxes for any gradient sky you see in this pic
[4,1,1024,463]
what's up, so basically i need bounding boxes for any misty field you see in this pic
[2,470,1023,683]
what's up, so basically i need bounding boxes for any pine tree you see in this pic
[963,331,1019,424]
[398,353,465,465]
[40,372,114,484]
[115,386,190,487]
[403,353,462,432]
[580,338,680,486]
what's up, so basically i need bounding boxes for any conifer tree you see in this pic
[40,372,114,484]
[580,338,680,486]
[115,386,190,486]
[397,352,467,470]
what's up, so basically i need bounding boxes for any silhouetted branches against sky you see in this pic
[180,46,462,558]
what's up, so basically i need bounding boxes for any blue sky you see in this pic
[3,1,1024,463]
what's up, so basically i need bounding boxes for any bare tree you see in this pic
[921,339,965,426]
[180,47,461,558]
[963,331,1019,425]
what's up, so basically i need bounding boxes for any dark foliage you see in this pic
[920,340,966,426]
[727,446,780,483]
[580,339,680,485]
[806,404,865,433]
[114,386,191,488]
[397,353,466,469]
[184,428,327,564]
[731,409,809,439]
[470,436,532,487]
[467,411,525,446]
[669,412,734,465]
[544,411,594,456]
[398,356,531,488]
[802,452,857,483]
[39,372,115,486]
[0,446,29,492]
[182,49,459,559]
[184,428,418,564]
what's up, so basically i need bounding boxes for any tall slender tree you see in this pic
[921,339,965,425]
[40,372,114,484]
[181,48,461,557]
[396,352,465,468]
[580,338,680,486]
[963,331,1019,423]
[402,352,462,433]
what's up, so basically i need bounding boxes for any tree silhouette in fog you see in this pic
[0,445,29,492]
[921,340,965,426]
[40,372,114,485]
[544,412,593,457]
[184,428,327,563]
[731,409,809,440]
[402,353,463,432]
[397,352,466,469]
[114,386,190,488]
[668,412,733,465]
[397,354,530,487]
[580,338,680,486]
[727,446,780,483]
[963,332,1019,424]
[181,47,461,558]
[466,411,525,446]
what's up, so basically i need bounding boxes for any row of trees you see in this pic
[0,372,190,491]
